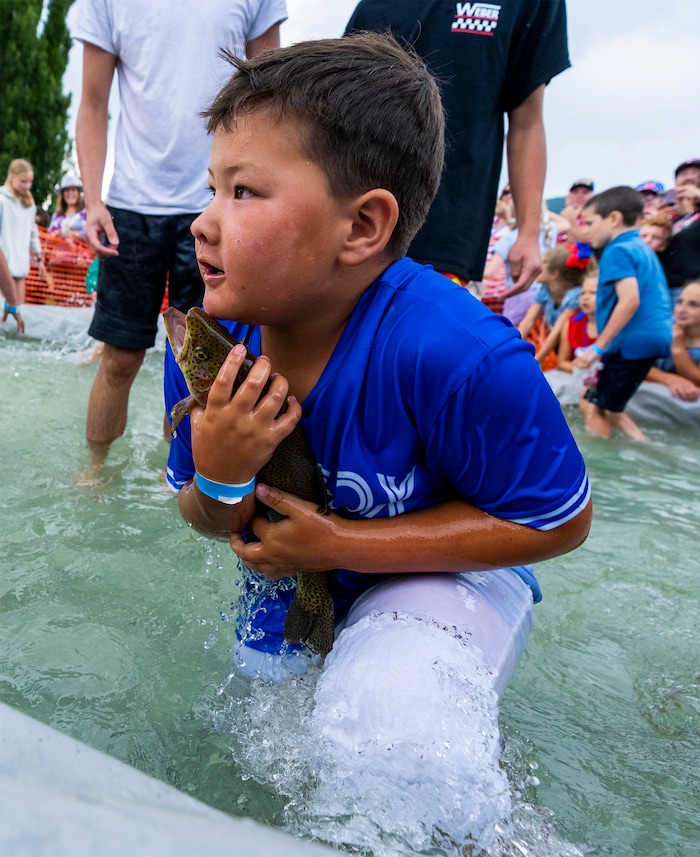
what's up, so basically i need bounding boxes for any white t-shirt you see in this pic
[69,0,287,215]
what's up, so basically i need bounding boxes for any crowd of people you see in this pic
[476,158,700,438]
[1,0,697,689]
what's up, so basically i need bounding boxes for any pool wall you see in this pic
[0,702,334,856]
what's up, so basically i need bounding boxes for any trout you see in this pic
[163,306,335,657]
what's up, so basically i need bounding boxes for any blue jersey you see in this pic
[596,230,672,360]
[165,259,588,650]
[166,258,589,531]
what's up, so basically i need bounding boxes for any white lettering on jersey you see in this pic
[333,467,417,518]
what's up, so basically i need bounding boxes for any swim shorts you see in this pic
[584,351,656,413]
[88,206,204,349]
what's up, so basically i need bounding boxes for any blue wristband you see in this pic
[4,301,18,316]
[590,344,605,356]
[195,472,256,505]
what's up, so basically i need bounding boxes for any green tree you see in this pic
[0,0,75,210]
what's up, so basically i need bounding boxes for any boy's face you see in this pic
[639,224,669,254]
[581,208,615,249]
[192,111,353,324]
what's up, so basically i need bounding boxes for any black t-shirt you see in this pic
[659,210,700,292]
[345,0,570,280]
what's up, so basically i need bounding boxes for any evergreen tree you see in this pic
[0,0,75,210]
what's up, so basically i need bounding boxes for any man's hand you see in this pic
[85,201,119,258]
[507,232,542,294]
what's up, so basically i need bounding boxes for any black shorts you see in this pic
[583,351,655,413]
[88,207,204,349]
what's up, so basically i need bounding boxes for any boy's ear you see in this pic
[338,189,399,266]
[609,210,624,228]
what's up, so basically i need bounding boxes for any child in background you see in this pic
[479,187,513,314]
[517,242,592,368]
[557,266,599,373]
[640,214,672,255]
[646,280,700,401]
[575,186,672,440]
[0,159,46,304]
[164,34,591,679]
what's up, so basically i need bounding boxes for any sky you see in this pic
[62,0,700,200]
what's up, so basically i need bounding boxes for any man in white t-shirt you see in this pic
[69,0,287,474]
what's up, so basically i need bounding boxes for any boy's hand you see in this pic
[189,345,302,486]
[573,348,599,369]
[230,483,338,579]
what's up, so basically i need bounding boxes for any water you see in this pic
[1,321,699,856]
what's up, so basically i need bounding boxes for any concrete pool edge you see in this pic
[0,702,335,856]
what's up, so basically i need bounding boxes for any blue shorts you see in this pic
[234,565,541,655]
[584,351,655,413]
[88,206,204,349]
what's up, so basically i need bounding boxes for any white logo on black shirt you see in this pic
[452,2,501,34]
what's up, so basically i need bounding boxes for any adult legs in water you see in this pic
[85,343,146,474]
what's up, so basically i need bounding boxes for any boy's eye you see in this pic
[234,186,254,200]
[207,186,215,199]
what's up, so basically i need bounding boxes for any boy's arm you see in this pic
[230,488,592,580]
[173,346,304,539]
[575,277,640,367]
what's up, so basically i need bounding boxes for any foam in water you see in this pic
[213,607,584,857]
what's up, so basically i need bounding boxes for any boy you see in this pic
[165,34,591,677]
[575,186,672,439]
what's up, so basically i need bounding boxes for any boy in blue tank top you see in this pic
[164,33,592,675]
[575,186,672,440]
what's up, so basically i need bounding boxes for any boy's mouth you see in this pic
[199,259,224,276]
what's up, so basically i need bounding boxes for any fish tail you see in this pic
[284,577,335,658]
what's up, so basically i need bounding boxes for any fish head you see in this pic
[163,306,238,406]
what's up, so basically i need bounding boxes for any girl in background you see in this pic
[49,174,87,240]
[558,265,599,372]
[0,158,46,303]
[646,280,700,401]
[518,242,593,368]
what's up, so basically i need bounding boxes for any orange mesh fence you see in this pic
[25,226,169,312]
[25,226,96,308]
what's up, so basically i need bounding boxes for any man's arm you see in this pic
[505,84,546,294]
[246,22,281,58]
[75,42,119,257]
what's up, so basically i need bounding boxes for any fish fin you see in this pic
[284,589,335,658]
[170,396,195,435]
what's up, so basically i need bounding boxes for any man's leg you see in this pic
[85,343,146,470]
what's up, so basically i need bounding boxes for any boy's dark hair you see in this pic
[583,186,644,227]
[204,32,445,258]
